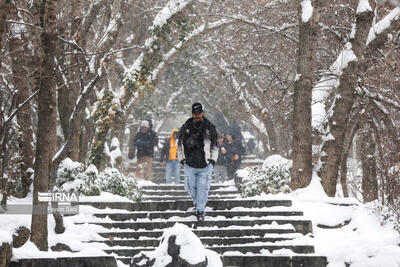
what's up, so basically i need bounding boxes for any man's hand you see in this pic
[208,159,215,166]
[160,162,165,166]
[180,159,185,167]
[221,147,227,154]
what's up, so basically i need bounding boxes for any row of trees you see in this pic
[149,0,399,222]
[0,0,399,250]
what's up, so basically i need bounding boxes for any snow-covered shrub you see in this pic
[56,158,93,194]
[3,122,34,198]
[126,176,142,201]
[98,168,142,200]
[81,165,101,196]
[372,198,400,234]
[238,165,291,197]
[262,154,292,169]
[56,158,142,200]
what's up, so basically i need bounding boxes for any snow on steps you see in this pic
[74,184,327,266]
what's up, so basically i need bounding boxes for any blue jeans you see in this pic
[165,160,180,184]
[184,163,213,214]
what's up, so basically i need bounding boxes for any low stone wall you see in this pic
[9,256,117,267]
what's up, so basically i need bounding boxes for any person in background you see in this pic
[129,120,158,181]
[178,102,218,222]
[214,134,229,182]
[227,121,244,147]
[224,131,245,181]
[160,129,180,184]
[246,137,256,155]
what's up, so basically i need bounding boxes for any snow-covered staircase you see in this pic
[77,184,327,266]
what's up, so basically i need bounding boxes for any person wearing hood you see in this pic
[160,129,180,184]
[224,130,245,180]
[129,120,158,181]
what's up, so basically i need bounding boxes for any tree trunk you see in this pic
[68,0,84,161]
[110,111,127,169]
[360,123,378,202]
[251,127,270,157]
[339,118,360,197]
[89,89,114,170]
[10,37,34,197]
[290,0,319,190]
[0,0,13,68]
[264,118,281,155]
[0,3,14,205]
[368,102,400,203]
[0,129,10,208]
[318,2,374,196]
[57,0,84,161]
[30,0,58,251]
[79,119,95,163]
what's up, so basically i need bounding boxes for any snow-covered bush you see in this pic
[56,158,142,201]
[238,165,291,197]
[81,165,101,196]
[56,158,96,195]
[238,155,292,197]
[98,167,142,201]
[372,198,400,234]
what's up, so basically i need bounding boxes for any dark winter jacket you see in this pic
[216,145,229,166]
[224,140,245,169]
[132,130,158,159]
[177,117,218,168]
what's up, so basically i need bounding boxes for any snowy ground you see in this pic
[1,177,399,267]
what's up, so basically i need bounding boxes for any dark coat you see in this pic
[224,140,245,169]
[131,130,158,159]
[160,137,171,162]
[216,145,229,166]
[178,117,218,168]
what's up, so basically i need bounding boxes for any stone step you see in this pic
[82,218,312,234]
[76,199,292,212]
[98,228,298,240]
[208,244,316,255]
[127,159,262,173]
[104,245,315,257]
[91,236,297,247]
[9,257,117,267]
[222,255,327,267]
[140,184,234,191]
[93,210,304,221]
[142,190,239,196]
[116,255,327,266]
[141,195,239,201]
